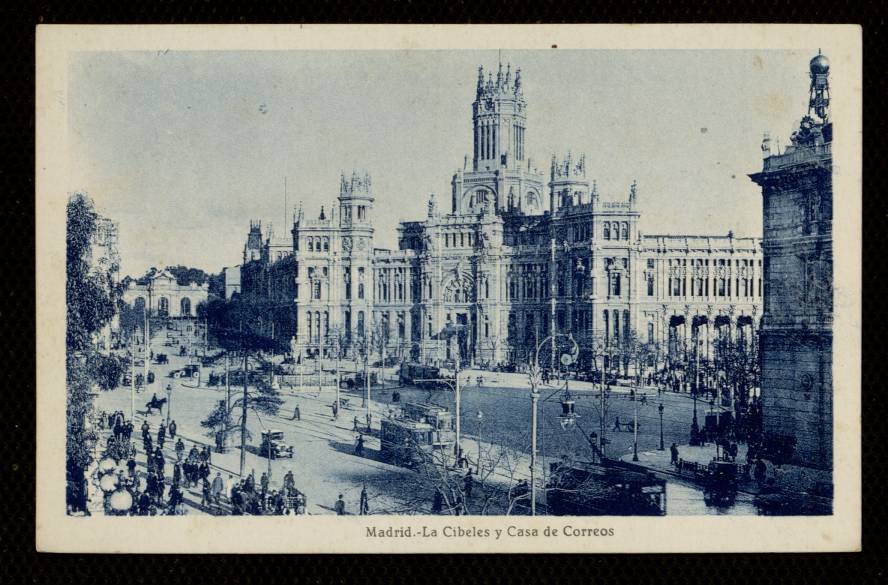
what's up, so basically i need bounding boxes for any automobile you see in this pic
[153,353,168,364]
[259,430,294,459]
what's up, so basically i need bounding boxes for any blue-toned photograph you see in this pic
[64,48,834,518]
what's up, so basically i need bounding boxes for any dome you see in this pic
[810,53,830,74]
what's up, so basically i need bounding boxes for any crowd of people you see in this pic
[95,411,311,516]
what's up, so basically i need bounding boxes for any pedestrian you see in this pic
[331,401,339,420]
[141,420,150,439]
[172,461,182,486]
[355,434,365,457]
[359,485,369,516]
[260,471,269,503]
[464,469,474,499]
[175,438,185,461]
[353,416,360,432]
[126,455,137,478]
[283,470,295,496]
[157,422,166,450]
[168,419,177,439]
[290,404,301,421]
[153,447,165,475]
[168,483,184,515]
[366,412,373,431]
[754,459,767,486]
[211,471,224,505]
[431,488,443,514]
[138,491,152,516]
[670,443,679,466]
[226,474,236,503]
[613,416,621,432]
[334,494,346,515]
[201,477,211,507]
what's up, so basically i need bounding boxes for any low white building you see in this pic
[122,269,208,318]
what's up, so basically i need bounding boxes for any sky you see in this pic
[67,49,814,277]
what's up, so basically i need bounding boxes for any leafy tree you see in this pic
[66,193,116,512]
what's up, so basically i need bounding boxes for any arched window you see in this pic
[134,297,146,313]
[308,239,314,252]
[323,237,329,252]
[358,283,365,300]
[180,297,191,316]
[157,297,169,316]
[357,311,365,338]
[621,222,629,240]
[603,223,610,240]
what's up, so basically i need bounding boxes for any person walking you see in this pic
[754,458,767,486]
[153,447,165,476]
[211,471,224,505]
[290,404,301,421]
[670,443,679,466]
[175,438,185,461]
[365,412,373,432]
[334,494,346,515]
[463,469,474,500]
[201,477,211,507]
[283,470,295,495]
[168,419,177,439]
[355,434,365,457]
[431,487,443,514]
[331,401,339,420]
[157,422,166,450]
[226,474,236,503]
[260,472,269,504]
[359,485,369,516]
[353,416,360,432]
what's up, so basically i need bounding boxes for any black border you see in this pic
[8,1,886,582]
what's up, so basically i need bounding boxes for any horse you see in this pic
[145,396,168,415]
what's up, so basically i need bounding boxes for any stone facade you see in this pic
[241,63,762,367]
[122,269,209,319]
[749,52,833,470]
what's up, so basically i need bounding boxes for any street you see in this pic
[94,323,757,516]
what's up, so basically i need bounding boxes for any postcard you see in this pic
[36,24,861,552]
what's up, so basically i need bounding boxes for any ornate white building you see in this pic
[241,63,763,368]
[122,269,209,319]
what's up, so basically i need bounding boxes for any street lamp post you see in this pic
[529,332,578,516]
[529,381,540,516]
[632,384,639,462]
[476,410,484,474]
[658,403,665,451]
[165,383,173,426]
[129,327,136,421]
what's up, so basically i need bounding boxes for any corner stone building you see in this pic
[242,64,763,370]
[750,53,833,470]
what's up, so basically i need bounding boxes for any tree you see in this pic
[202,297,286,476]
[66,193,116,512]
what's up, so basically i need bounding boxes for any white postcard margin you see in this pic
[35,24,862,553]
